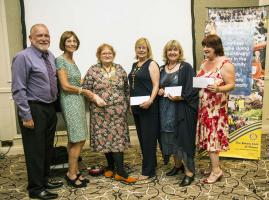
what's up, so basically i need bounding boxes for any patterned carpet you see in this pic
[0,144,269,200]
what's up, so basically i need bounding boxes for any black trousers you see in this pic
[133,111,158,176]
[19,102,57,195]
[105,152,128,178]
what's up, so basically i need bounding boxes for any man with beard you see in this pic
[12,24,63,199]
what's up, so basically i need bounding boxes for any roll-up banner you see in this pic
[204,7,268,159]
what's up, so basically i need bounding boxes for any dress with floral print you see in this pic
[83,64,130,153]
[196,58,230,152]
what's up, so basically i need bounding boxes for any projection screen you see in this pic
[22,0,194,75]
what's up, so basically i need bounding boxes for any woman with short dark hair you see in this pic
[196,34,235,184]
[56,31,103,188]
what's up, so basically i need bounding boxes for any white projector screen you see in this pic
[23,0,194,75]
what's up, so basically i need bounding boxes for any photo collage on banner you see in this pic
[205,7,268,159]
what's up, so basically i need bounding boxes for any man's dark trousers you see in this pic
[19,101,57,195]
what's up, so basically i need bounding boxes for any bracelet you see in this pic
[78,87,83,95]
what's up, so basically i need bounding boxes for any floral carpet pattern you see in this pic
[0,145,269,200]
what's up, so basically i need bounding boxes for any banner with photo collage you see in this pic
[204,6,268,159]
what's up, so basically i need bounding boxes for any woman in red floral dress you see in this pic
[83,44,136,183]
[196,35,235,184]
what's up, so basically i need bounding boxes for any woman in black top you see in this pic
[158,40,198,186]
[128,37,160,180]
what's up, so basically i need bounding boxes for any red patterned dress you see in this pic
[196,58,230,152]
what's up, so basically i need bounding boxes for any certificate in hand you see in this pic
[193,77,214,88]
[130,96,150,106]
[164,86,182,96]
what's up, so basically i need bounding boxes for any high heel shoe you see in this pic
[77,172,90,183]
[203,170,223,184]
[201,168,211,176]
[64,174,87,188]
[166,165,184,176]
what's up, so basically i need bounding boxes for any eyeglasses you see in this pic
[101,52,113,56]
[136,46,147,50]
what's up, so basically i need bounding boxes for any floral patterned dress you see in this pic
[196,58,230,152]
[83,63,130,153]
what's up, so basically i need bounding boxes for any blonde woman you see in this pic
[158,40,198,186]
[128,38,160,180]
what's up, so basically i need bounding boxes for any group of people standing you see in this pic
[11,24,235,199]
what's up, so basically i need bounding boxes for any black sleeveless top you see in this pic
[128,59,153,96]
[128,59,159,114]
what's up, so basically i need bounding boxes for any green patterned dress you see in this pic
[56,56,88,143]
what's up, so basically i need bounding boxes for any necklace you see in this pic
[102,65,112,74]
[131,59,150,89]
[131,64,142,89]
[101,64,116,83]
[167,62,178,70]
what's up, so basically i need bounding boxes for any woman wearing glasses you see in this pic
[83,43,136,183]
[128,37,160,180]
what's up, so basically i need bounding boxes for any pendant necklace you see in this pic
[131,59,148,89]
[167,62,178,71]
[101,64,116,84]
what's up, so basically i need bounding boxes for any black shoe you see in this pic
[29,190,58,199]
[179,175,195,187]
[64,174,87,188]
[45,181,63,189]
[77,172,90,183]
[166,165,184,176]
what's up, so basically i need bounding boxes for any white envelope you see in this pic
[130,96,150,105]
[193,77,214,88]
[164,86,182,96]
